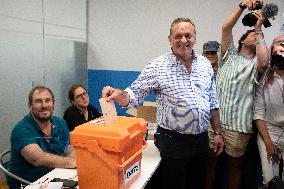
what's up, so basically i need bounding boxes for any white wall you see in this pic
[0,0,87,181]
[88,0,284,71]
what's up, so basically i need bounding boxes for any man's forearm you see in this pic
[210,109,221,132]
[255,119,273,147]
[222,5,244,32]
[255,32,269,74]
[117,90,130,107]
[35,152,76,168]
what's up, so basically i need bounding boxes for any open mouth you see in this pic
[178,44,190,48]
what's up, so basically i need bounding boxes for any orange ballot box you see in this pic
[70,116,148,189]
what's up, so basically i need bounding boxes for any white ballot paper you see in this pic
[99,98,117,123]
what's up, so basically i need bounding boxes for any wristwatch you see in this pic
[214,130,224,137]
[239,2,247,10]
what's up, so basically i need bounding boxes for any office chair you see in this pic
[0,149,31,186]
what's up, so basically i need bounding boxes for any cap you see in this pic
[203,41,220,52]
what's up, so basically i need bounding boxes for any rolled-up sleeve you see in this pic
[125,61,160,107]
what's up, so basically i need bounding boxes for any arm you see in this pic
[102,61,160,107]
[255,119,275,163]
[254,81,276,162]
[210,109,224,155]
[253,10,269,75]
[21,144,76,168]
[220,0,261,57]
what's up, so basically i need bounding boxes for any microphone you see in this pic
[262,3,278,19]
[242,3,278,28]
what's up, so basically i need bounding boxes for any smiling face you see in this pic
[29,89,54,122]
[272,43,284,55]
[272,36,284,56]
[168,22,196,60]
[203,51,218,68]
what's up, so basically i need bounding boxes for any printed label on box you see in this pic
[124,160,140,184]
[89,119,105,124]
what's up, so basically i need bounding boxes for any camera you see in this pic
[242,2,278,28]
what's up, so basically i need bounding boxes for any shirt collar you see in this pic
[28,112,55,131]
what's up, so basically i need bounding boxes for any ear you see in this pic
[168,35,172,45]
[28,103,32,111]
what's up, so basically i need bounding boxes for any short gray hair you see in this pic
[169,18,196,36]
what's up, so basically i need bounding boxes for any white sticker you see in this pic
[89,119,105,124]
[147,122,158,135]
[124,160,140,184]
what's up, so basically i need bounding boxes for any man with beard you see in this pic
[7,86,76,189]
[102,17,224,189]
[206,1,269,189]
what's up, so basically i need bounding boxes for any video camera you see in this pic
[242,1,278,28]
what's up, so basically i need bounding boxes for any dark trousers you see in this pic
[153,127,209,189]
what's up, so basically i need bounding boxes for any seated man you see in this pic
[8,86,76,189]
[63,84,102,131]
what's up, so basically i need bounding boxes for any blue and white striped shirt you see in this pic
[125,51,219,134]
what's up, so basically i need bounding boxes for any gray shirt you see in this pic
[254,72,284,127]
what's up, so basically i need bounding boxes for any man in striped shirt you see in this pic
[102,17,224,189]
[206,1,269,189]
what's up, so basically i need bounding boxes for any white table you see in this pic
[25,140,160,189]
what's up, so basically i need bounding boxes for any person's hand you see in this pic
[102,86,130,106]
[213,135,224,156]
[252,9,266,30]
[70,158,77,169]
[266,143,281,164]
[243,0,264,11]
[102,86,122,102]
[265,142,274,163]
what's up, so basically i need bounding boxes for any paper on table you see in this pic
[25,182,63,189]
[99,98,117,123]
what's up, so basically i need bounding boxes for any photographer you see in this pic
[254,35,284,188]
[205,1,269,189]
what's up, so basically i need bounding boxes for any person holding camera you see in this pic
[254,35,284,188]
[206,1,269,189]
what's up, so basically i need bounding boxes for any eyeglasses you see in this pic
[74,91,88,100]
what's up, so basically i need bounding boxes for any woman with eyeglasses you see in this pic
[254,35,284,187]
[63,84,102,131]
